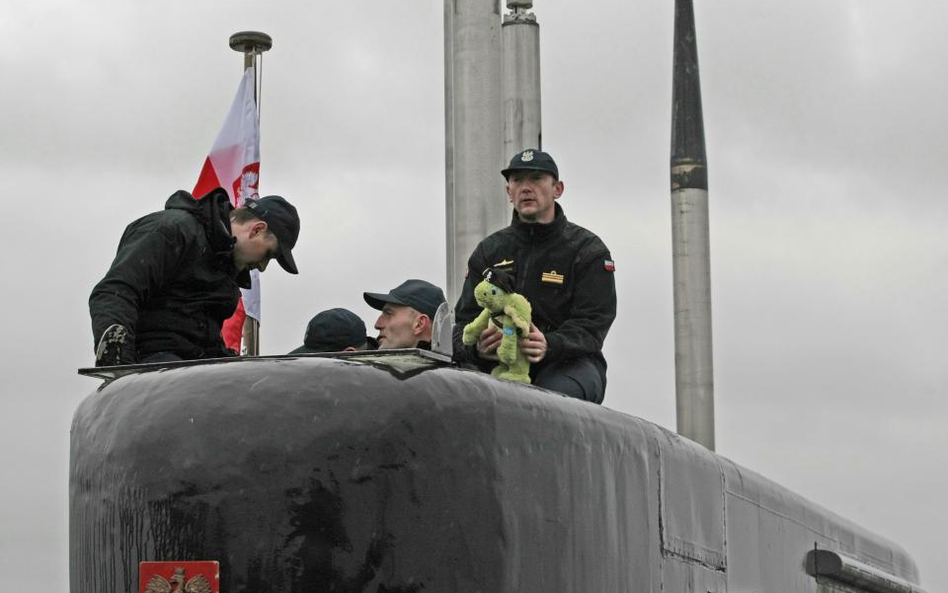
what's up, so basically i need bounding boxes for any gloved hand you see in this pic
[95,324,135,366]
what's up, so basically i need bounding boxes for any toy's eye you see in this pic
[491,288,497,295]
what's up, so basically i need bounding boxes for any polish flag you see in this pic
[193,67,261,353]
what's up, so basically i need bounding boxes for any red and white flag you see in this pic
[193,68,261,353]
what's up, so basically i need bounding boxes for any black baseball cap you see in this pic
[289,308,377,354]
[245,195,300,274]
[363,279,446,319]
[501,149,559,180]
[481,267,515,293]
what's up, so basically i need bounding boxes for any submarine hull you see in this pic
[70,355,922,592]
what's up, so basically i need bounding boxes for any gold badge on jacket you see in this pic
[493,259,515,268]
[541,270,564,285]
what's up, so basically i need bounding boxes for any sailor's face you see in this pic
[506,170,563,224]
[234,226,280,273]
[374,304,420,349]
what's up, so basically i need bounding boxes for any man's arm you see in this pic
[538,250,617,364]
[89,221,187,360]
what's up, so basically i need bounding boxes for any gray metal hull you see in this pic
[70,355,921,592]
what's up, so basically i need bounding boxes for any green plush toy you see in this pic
[462,267,533,384]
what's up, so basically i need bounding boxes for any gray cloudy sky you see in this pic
[1,0,945,590]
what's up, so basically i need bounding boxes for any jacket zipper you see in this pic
[517,226,535,295]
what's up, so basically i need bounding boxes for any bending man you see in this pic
[89,188,300,365]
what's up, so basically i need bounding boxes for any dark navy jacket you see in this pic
[89,189,250,361]
[453,203,617,377]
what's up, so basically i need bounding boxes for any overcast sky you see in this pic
[1,0,945,590]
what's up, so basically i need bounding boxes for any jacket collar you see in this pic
[511,202,567,241]
[165,189,250,288]
[165,188,234,251]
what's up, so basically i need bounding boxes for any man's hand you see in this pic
[520,324,548,364]
[476,325,501,361]
[95,324,135,366]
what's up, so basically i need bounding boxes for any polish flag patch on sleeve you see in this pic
[604,259,615,271]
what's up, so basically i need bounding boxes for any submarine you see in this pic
[71,351,925,592]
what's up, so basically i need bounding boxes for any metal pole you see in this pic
[502,0,542,156]
[445,0,506,306]
[670,0,714,450]
[229,31,271,356]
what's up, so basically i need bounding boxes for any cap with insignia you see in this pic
[481,267,516,293]
[501,149,559,180]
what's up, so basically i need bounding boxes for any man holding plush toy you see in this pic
[452,149,617,404]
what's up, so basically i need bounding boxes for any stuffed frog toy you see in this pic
[462,267,532,384]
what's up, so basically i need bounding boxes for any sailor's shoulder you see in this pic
[562,220,610,253]
[482,225,519,246]
[121,208,202,249]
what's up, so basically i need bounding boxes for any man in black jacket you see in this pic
[89,188,300,366]
[453,149,616,404]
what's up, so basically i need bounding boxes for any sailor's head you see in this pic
[290,308,377,354]
[502,149,564,224]
[231,195,300,274]
[364,279,446,349]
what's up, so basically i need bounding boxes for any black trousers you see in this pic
[140,352,184,364]
[534,356,607,405]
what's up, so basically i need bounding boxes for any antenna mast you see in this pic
[670,0,715,450]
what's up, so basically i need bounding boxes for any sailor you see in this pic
[452,149,617,403]
[363,279,446,350]
[89,189,300,366]
[289,308,378,353]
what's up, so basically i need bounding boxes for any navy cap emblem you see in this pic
[520,150,534,162]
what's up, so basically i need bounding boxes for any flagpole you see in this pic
[229,31,271,356]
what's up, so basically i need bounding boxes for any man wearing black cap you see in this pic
[453,149,617,404]
[89,187,301,365]
[289,308,377,353]
[363,279,446,350]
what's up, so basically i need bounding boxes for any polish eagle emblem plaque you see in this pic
[140,561,219,593]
